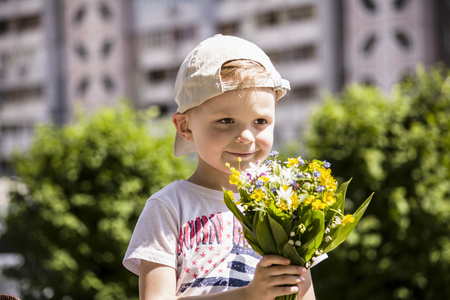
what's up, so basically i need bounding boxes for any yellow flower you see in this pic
[229,168,241,186]
[304,195,314,205]
[319,168,337,192]
[323,191,336,205]
[287,156,301,167]
[227,190,235,201]
[342,214,355,226]
[251,188,266,202]
[312,199,323,210]
[290,193,299,209]
[261,176,270,182]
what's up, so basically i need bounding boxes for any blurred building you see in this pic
[0,0,449,176]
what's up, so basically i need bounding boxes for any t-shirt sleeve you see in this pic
[123,198,179,275]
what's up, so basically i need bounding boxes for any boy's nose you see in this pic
[234,129,255,143]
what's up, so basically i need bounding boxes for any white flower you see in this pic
[246,161,270,180]
[277,185,294,202]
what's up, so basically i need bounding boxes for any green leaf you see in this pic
[223,189,252,229]
[267,202,292,233]
[283,242,306,266]
[243,230,266,256]
[267,214,289,253]
[332,178,352,215]
[322,192,374,253]
[297,210,325,261]
[255,211,278,254]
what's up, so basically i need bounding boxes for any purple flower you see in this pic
[296,172,303,178]
[314,170,321,178]
[247,186,254,193]
[269,151,279,158]
[323,160,331,168]
[316,185,325,193]
[256,179,264,189]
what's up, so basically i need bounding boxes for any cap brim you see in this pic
[174,132,196,157]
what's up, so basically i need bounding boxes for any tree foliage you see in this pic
[306,65,450,300]
[0,102,193,300]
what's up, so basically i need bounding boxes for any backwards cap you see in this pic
[173,34,290,157]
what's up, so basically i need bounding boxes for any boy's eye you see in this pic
[219,118,234,124]
[254,119,268,125]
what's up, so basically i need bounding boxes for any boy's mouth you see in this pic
[226,151,256,158]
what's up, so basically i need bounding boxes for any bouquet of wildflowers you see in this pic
[223,151,373,299]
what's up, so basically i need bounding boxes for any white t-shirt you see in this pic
[123,180,326,296]
[123,180,262,296]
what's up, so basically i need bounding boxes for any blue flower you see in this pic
[271,188,277,195]
[323,160,331,168]
[299,158,305,165]
[296,172,303,178]
[247,186,254,193]
[269,151,279,158]
[265,160,273,166]
[256,179,264,189]
[313,170,321,178]
[316,185,325,193]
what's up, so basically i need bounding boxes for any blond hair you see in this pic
[220,59,270,90]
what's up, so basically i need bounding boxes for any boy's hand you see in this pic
[243,255,310,300]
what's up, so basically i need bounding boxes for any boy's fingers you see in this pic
[258,255,291,267]
[269,274,306,287]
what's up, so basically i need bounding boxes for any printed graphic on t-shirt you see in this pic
[177,211,262,294]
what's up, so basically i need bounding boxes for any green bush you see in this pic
[0,102,193,300]
[306,65,450,300]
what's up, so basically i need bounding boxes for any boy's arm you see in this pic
[139,256,315,300]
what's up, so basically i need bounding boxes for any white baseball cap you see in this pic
[173,34,290,157]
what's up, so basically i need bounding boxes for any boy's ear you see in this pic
[172,113,194,142]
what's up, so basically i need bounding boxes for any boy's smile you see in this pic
[182,87,276,190]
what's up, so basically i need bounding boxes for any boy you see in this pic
[123,35,317,300]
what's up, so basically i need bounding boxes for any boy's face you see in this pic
[185,87,276,176]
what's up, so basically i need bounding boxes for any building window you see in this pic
[393,0,410,11]
[101,39,114,58]
[360,0,377,12]
[142,31,165,49]
[16,15,41,32]
[290,84,317,101]
[147,68,177,84]
[174,26,196,44]
[148,69,167,83]
[77,76,90,96]
[0,15,41,35]
[257,10,283,27]
[362,34,377,54]
[394,30,411,50]
[257,5,315,28]
[0,87,43,101]
[74,43,89,60]
[0,20,7,36]
[103,75,115,92]
[362,77,376,86]
[99,2,113,21]
[268,45,316,64]
[73,5,87,25]
[217,21,239,36]
[287,4,315,22]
